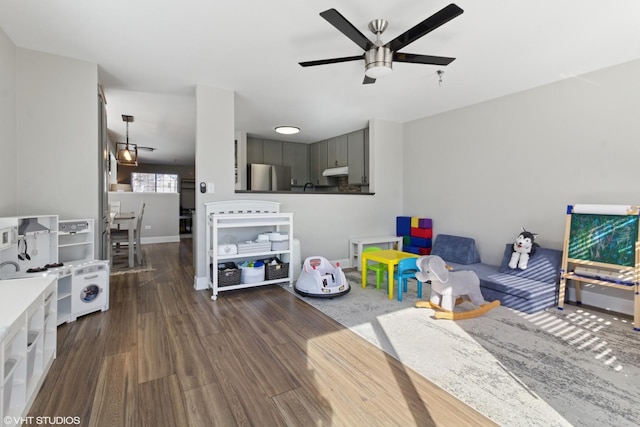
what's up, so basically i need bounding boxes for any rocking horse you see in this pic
[415,255,500,319]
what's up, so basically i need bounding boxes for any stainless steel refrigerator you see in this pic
[247,164,292,191]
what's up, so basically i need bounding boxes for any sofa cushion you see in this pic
[431,234,481,265]
[445,261,557,299]
[498,244,562,285]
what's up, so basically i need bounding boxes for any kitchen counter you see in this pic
[236,190,375,195]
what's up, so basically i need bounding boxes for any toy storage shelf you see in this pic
[0,276,57,426]
[205,201,293,301]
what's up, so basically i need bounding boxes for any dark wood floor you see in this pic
[28,240,496,426]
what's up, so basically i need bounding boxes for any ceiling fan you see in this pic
[299,3,464,84]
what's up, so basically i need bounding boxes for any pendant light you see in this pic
[116,115,138,166]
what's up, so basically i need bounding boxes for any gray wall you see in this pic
[0,27,17,216]
[16,49,99,221]
[403,58,640,314]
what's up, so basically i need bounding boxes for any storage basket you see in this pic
[214,262,241,287]
[264,257,290,281]
[240,264,265,284]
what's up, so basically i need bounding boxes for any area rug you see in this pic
[109,258,155,275]
[285,271,640,427]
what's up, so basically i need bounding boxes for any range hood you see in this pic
[18,218,50,235]
[322,166,349,177]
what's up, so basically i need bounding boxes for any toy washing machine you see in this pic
[71,260,110,321]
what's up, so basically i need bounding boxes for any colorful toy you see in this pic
[508,228,539,270]
[415,255,499,319]
[294,256,350,298]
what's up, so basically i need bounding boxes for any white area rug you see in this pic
[285,272,640,427]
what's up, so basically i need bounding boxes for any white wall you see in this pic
[194,85,236,286]
[16,49,100,222]
[403,58,640,314]
[0,27,17,216]
[108,192,179,243]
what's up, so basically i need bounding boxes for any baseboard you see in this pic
[565,286,634,317]
[141,235,180,244]
[194,275,209,291]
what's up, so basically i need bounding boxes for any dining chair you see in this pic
[363,246,387,290]
[394,257,420,301]
[112,201,146,265]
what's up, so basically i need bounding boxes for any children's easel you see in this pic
[558,204,640,331]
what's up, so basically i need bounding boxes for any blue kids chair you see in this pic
[394,257,421,301]
[363,246,387,290]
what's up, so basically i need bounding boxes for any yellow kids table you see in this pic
[361,249,420,299]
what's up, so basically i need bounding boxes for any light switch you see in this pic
[208,183,215,193]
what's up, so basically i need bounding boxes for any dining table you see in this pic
[361,249,420,299]
[111,211,136,267]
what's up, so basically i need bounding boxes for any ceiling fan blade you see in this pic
[386,3,463,52]
[393,52,456,66]
[320,8,374,51]
[363,76,376,85]
[137,146,156,152]
[299,55,363,67]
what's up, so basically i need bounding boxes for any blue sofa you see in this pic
[430,234,562,314]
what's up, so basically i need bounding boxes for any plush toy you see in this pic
[415,255,485,311]
[508,228,539,270]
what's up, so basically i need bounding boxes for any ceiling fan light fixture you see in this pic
[365,64,393,79]
[275,126,300,135]
[365,46,393,79]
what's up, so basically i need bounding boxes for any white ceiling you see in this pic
[2,1,640,165]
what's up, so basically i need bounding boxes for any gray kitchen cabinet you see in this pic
[327,135,348,167]
[310,140,335,186]
[262,139,283,165]
[246,137,264,164]
[282,142,309,186]
[347,129,369,185]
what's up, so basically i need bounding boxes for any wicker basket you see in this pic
[264,258,290,281]
[216,262,241,287]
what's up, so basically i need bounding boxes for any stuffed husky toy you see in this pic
[509,228,539,270]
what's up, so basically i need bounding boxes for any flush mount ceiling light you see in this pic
[275,126,300,135]
[116,115,138,166]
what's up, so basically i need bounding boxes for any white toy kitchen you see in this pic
[0,215,109,326]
